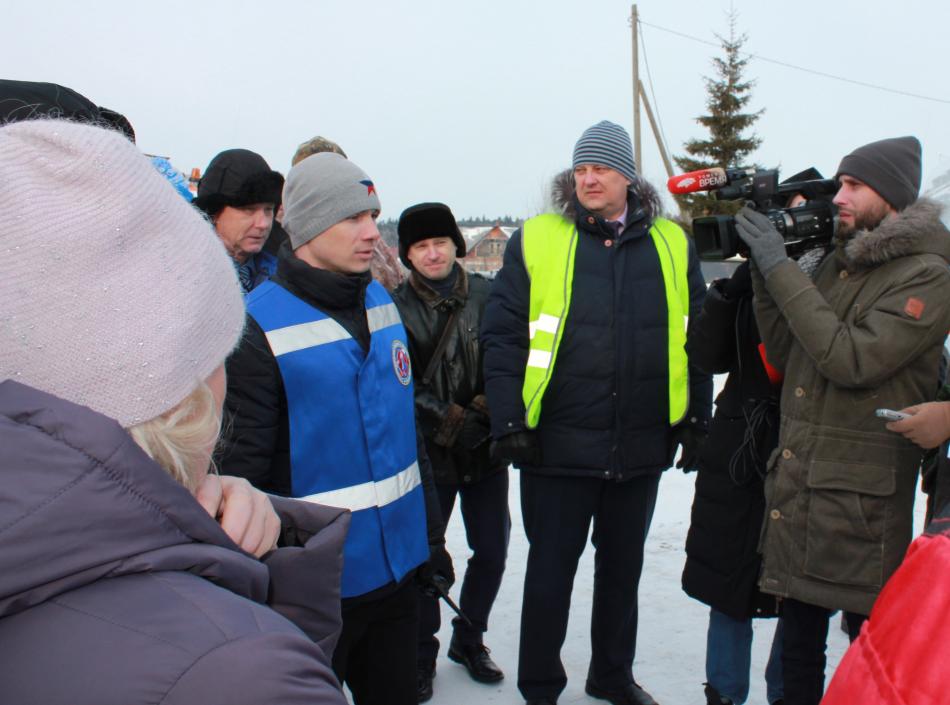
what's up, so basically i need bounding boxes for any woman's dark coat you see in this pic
[682,262,781,620]
[0,380,350,705]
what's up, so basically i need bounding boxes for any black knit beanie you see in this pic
[835,136,921,211]
[397,202,466,268]
[193,148,284,217]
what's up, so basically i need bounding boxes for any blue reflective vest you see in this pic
[246,279,429,598]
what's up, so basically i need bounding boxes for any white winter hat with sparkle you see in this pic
[0,119,245,427]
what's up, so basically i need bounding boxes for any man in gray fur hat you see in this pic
[482,120,712,705]
[735,136,950,705]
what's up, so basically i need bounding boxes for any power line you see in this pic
[637,19,674,161]
[639,19,950,106]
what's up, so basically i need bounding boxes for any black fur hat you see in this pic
[397,202,466,268]
[193,149,284,217]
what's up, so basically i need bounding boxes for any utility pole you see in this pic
[630,4,641,173]
[638,80,674,178]
[630,7,689,221]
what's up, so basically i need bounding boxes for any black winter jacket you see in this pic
[481,171,712,479]
[391,266,506,485]
[681,262,780,620]
[219,245,445,558]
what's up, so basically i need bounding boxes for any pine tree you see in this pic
[674,12,762,220]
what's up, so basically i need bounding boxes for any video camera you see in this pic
[667,167,838,261]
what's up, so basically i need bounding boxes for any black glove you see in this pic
[490,430,541,466]
[417,542,455,595]
[456,408,491,450]
[672,423,707,473]
[718,261,752,300]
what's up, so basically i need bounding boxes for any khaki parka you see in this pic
[752,198,950,615]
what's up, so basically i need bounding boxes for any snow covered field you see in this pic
[425,427,928,704]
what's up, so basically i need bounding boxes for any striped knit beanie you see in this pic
[572,120,637,182]
[0,119,245,427]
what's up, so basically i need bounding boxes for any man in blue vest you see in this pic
[220,152,452,705]
[482,121,712,705]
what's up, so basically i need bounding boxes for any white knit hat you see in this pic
[0,120,245,427]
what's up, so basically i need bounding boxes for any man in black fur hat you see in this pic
[391,203,509,702]
[194,149,284,293]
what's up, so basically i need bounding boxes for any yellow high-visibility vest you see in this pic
[520,213,690,428]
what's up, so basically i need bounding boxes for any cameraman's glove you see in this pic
[456,408,491,450]
[734,207,788,277]
[417,542,455,595]
[490,430,541,467]
[672,422,707,473]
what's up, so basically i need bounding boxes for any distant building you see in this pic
[462,224,514,276]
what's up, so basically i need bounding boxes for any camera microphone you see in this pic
[667,167,756,195]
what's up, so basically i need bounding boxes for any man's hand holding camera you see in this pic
[734,207,789,276]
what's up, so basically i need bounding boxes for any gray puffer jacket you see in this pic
[0,380,350,705]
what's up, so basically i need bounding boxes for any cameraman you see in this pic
[683,171,829,705]
[735,136,950,705]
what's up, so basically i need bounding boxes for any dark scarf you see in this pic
[274,242,373,349]
[415,264,459,300]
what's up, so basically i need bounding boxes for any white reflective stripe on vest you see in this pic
[367,303,401,333]
[526,349,553,369]
[264,303,400,357]
[299,461,421,511]
[265,318,351,357]
[528,313,560,339]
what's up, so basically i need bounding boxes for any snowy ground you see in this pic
[424,410,928,705]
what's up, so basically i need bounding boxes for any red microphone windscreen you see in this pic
[667,168,728,195]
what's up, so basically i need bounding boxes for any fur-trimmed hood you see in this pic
[839,198,950,271]
[548,168,662,224]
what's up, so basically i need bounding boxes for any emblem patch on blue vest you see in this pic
[392,339,412,386]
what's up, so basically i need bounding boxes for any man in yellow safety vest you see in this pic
[481,120,712,705]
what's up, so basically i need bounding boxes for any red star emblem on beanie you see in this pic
[360,179,376,196]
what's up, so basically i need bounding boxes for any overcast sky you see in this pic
[4,0,948,219]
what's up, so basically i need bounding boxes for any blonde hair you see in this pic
[128,381,222,493]
[291,135,347,167]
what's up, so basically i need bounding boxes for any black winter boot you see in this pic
[704,683,734,705]
[417,660,435,703]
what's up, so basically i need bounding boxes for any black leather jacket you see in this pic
[392,266,506,484]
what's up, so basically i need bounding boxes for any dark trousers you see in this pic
[418,469,511,663]
[333,578,419,705]
[517,471,661,701]
[781,597,867,705]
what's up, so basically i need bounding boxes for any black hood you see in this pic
[0,79,134,140]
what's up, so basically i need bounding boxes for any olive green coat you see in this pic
[752,198,950,615]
